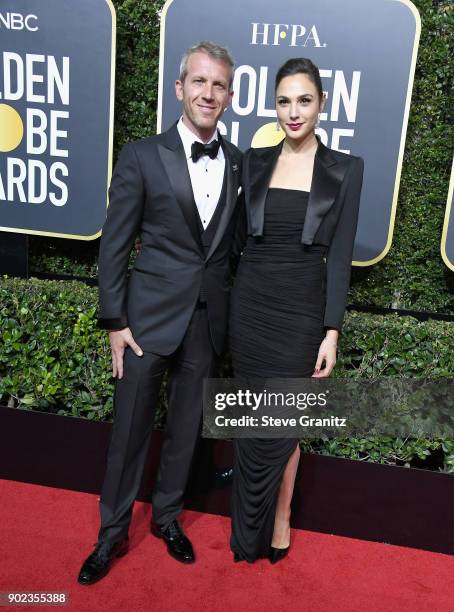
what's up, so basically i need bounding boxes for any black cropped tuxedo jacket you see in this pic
[97,122,243,355]
[241,135,364,332]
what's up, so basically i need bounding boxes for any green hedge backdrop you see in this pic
[1,277,453,470]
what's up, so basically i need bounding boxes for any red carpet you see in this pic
[1,479,453,612]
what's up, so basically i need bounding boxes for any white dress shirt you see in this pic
[177,117,225,229]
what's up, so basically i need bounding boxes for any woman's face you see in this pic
[275,73,325,143]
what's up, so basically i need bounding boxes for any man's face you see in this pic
[175,51,233,139]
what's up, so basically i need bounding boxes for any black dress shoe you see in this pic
[77,537,128,585]
[151,520,195,564]
[269,545,289,564]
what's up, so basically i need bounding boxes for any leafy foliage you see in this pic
[348,0,454,311]
[1,277,453,470]
[301,311,454,470]
[0,277,113,421]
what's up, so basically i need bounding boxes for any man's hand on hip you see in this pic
[108,328,143,379]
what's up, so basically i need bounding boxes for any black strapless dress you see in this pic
[229,188,327,561]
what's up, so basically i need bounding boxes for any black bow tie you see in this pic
[191,140,221,163]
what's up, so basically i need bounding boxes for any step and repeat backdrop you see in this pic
[0,0,115,239]
[157,0,420,265]
[0,0,452,270]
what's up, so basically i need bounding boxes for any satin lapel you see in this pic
[248,143,283,236]
[157,127,203,254]
[205,141,240,261]
[302,139,343,245]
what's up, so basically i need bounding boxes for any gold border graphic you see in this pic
[354,0,421,266]
[157,0,175,134]
[0,0,117,241]
[157,0,420,266]
[440,157,454,272]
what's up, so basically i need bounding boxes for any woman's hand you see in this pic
[312,330,339,378]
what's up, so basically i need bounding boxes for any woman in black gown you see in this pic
[229,58,364,563]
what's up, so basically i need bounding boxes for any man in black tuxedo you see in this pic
[78,41,242,584]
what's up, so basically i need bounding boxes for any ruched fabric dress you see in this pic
[229,188,326,561]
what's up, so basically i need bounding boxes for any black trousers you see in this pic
[98,307,216,545]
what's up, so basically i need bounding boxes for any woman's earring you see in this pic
[315,114,320,128]
[275,121,281,132]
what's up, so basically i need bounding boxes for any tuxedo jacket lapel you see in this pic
[248,135,347,245]
[205,136,241,261]
[158,123,204,254]
[302,135,344,245]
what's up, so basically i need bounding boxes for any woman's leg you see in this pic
[271,444,300,548]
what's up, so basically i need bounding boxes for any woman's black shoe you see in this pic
[269,546,289,564]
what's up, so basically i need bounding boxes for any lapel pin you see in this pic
[232,163,238,172]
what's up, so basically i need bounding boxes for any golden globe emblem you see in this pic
[0,104,24,152]
[251,122,285,148]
